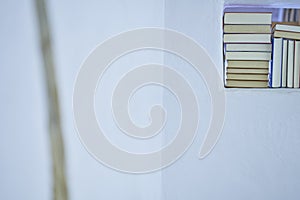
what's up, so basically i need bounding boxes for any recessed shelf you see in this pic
[222,3,300,89]
[225,87,300,93]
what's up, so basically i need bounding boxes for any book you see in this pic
[225,51,271,60]
[294,41,300,88]
[224,25,271,33]
[224,34,271,43]
[274,24,300,33]
[227,60,269,69]
[287,40,295,88]
[281,40,288,87]
[274,31,300,40]
[272,22,299,27]
[226,80,268,88]
[271,38,283,87]
[226,73,268,81]
[227,68,269,74]
[224,12,272,25]
[226,43,272,52]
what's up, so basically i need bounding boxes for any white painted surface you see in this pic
[0,1,50,200]
[163,0,300,200]
[1,0,300,200]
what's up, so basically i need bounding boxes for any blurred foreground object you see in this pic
[34,0,68,199]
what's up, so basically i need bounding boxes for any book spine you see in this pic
[224,34,271,43]
[225,52,271,60]
[224,13,272,25]
[294,41,300,88]
[281,40,288,87]
[274,31,300,40]
[276,24,300,33]
[271,38,283,87]
[226,44,272,52]
[287,40,295,88]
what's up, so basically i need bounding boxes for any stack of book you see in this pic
[223,12,272,88]
[271,24,300,88]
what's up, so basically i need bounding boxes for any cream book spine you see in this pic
[293,41,300,88]
[287,40,295,88]
[271,38,283,87]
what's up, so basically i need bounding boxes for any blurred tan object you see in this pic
[34,0,68,200]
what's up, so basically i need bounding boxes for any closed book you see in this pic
[281,40,288,87]
[274,24,300,33]
[294,41,300,88]
[227,68,269,74]
[226,80,268,88]
[225,51,271,61]
[227,60,269,68]
[274,30,300,40]
[226,43,272,52]
[287,40,295,88]
[224,34,271,43]
[271,38,283,87]
[224,12,272,25]
[226,73,268,81]
[224,25,271,33]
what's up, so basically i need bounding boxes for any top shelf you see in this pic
[224,0,300,9]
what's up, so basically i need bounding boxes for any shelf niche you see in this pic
[223,4,300,90]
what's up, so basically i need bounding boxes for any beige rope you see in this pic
[34,0,68,199]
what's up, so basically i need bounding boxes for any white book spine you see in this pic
[225,52,271,61]
[287,40,295,88]
[226,44,272,52]
[224,13,272,25]
[275,24,300,33]
[224,34,271,43]
[294,41,300,88]
[281,40,288,87]
[271,38,283,87]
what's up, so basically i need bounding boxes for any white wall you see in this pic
[47,1,164,200]
[1,0,300,200]
[0,0,165,200]
[0,1,50,199]
[162,0,300,200]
